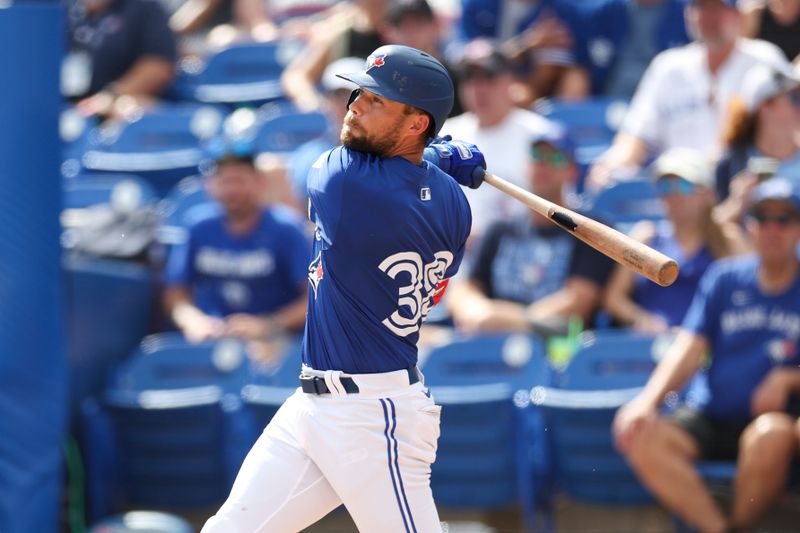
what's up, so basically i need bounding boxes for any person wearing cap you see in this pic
[603,147,742,334]
[586,0,792,192]
[448,123,615,335]
[441,37,555,242]
[614,177,800,532]
[714,62,800,227]
[202,45,486,532]
[163,140,311,345]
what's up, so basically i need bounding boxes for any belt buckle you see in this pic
[311,376,326,394]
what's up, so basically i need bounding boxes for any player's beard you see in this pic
[341,116,404,157]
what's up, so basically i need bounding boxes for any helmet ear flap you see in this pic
[346,89,360,110]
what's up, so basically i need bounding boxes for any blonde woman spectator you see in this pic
[603,148,742,334]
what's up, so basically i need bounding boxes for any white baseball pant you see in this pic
[201,367,443,532]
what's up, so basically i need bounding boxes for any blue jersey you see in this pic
[165,207,310,317]
[682,256,800,421]
[302,147,472,374]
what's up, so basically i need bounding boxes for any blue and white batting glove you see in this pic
[423,136,486,189]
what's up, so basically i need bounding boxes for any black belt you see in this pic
[300,368,419,395]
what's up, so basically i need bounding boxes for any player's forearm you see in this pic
[165,287,203,327]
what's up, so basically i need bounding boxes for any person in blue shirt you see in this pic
[614,177,800,533]
[202,45,486,532]
[164,147,311,344]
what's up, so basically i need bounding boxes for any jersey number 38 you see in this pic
[378,251,453,337]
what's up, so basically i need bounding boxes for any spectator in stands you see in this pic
[67,0,177,117]
[714,63,800,227]
[447,123,615,334]
[602,148,741,334]
[164,142,310,343]
[614,177,800,533]
[573,0,691,99]
[454,0,589,105]
[280,0,388,112]
[740,0,800,61]
[287,56,361,206]
[586,0,790,192]
[440,38,554,241]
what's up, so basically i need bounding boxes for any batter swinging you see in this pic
[202,45,486,532]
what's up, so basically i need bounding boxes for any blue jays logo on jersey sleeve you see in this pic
[366,53,386,71]
[308,251,324,298]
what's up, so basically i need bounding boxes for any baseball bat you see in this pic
[483,171,679,287]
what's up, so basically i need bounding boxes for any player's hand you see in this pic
[612,397,658,455]
[424,136,487,189]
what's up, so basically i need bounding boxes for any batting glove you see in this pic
[423,137,486,189]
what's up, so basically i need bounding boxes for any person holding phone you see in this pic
[714,62,800,228]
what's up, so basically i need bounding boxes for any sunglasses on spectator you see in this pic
[531,145,570,168]
[751,211,800,227]
[655,176,696,196]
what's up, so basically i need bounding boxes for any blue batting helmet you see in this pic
[336,45,454,136]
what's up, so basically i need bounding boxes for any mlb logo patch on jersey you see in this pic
[308,252,324,298]
[420,187,431,201]
[366,53,386,71]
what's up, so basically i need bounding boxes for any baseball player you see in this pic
[202,45,486,532]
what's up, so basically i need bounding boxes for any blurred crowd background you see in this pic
[2,0,800,531]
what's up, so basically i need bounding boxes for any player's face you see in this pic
[210,161,261,218]
[340,89,415,156]
[749,201,800,266]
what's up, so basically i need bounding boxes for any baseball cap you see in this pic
[739,63,800,112]
[651,147,714,188]
[321,57,364,93]
[750,177,800,215]
[530,122,575,162]
[456,38,512,76]
[387,0,434,26]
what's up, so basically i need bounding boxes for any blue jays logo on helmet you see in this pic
[366,53,386,71]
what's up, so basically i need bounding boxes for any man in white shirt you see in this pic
[441,37,554,241]
[587,0,790,191]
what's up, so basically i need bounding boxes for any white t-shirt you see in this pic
[622,38,789,160]
[440,108,554,239]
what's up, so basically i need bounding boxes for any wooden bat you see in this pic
[483,172,679,287]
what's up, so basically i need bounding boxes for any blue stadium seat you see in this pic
[156,175,219,246]
[80,104,227,196]
[110,332,254,395]
[530,329,659,523]
[535,97,629,189]
[63,174,158,210]
[420,334,551,531]
[64,254,155,414]
[252,103,329,155]
[169,41,303,105]
[589,178,665,234]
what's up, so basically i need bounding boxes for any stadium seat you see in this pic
[63,254,155,414]
[420,333,551,531]
[80,104,226,196]
[109,332,254,395]
[588,178,665,234]
[63,174,158,210]
[156,175,219,247]
[535,97,628,190]
[530,329,659,526]
[252,103,329,155]
[169,41,303,106]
